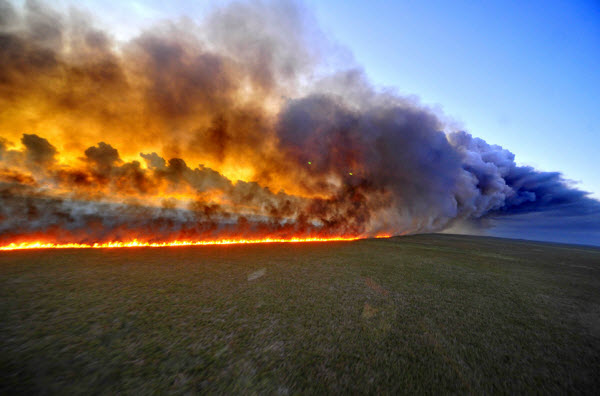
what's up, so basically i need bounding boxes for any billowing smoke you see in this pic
[1,0,598,245]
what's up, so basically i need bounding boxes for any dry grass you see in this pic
[1,234,599,394]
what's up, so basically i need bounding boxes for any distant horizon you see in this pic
[436,231,600,248]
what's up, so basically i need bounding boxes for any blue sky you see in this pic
[303,0,600,199]
[70,0,600,198]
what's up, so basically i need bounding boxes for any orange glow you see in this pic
[0,5,401,247]
[0,236,381,251]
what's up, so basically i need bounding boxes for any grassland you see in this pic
[1,234,599,394]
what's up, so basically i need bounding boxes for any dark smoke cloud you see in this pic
[0,0,598,246]
[448,131,600,216]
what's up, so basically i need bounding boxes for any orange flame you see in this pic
[0,236,377,251]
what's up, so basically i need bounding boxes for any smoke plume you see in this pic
[1,0,598,246]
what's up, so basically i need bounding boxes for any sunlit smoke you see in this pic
[1,0,598,248]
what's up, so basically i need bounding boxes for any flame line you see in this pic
[0,237,373,251]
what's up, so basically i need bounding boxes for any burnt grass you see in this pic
[1,234,599,394]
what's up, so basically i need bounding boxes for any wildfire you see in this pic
[0,236,374,251]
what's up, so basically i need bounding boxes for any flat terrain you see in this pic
[1,234,599,394]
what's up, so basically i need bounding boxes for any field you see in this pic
[1,234,599,394]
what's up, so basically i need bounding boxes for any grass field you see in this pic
[1,234,599,394]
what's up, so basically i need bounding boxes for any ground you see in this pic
[1,234,599,394]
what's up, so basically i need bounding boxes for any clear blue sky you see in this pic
[72,0,600,198]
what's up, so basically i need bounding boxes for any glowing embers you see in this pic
[0,236,365,251]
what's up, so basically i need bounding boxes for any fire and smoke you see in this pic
[1,0,598,249]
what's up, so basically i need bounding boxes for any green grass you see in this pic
[1,234,599,394]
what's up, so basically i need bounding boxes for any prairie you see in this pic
[1,234,599,394]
